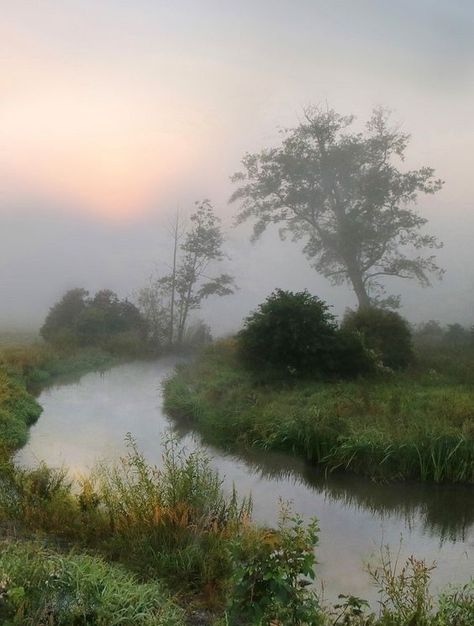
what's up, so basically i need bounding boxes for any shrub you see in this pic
[342,307,413,370]
[238,290,374,380]
[230,506,321,625]
[238,290,341,379]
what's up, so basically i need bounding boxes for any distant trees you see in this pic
[413,320,474,349]
[41,289,146,354]
[40,288,89,345]
[138,200,234,349]
[231,106,444,309]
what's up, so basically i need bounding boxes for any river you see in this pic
[15,359,474,604]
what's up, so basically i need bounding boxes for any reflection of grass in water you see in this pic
[1,435,474,624]
[171,400,474,544]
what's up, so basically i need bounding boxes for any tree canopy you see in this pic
[41,288,146,353]
[231,106,444,308]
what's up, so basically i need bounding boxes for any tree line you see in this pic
[42,105,451,353]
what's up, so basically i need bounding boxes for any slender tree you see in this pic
[231,106,444,308]
[138,200,234,348]
[170,200,234,344]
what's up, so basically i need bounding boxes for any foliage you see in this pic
[231,106,443,309]
[437,581,474,625]
[40,288,89,345]
[0,342,115,392]
[40,288,147,355]
[140,201,234,349]
[164,341,474,483]
[367,548,435,625]
[238,289,338,379]
[0,434,253,604]
[237,290,373,380]
[93,435,251,595]
[341,307,413,370]
[0,541,185,625]
[230,505,321,625]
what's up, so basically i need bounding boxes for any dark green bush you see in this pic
[238,290,340,379]
[342,307,413,370]
[237,290,373,380]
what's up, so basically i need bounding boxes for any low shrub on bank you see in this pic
[237,290,374,381]
[342,307,413,370]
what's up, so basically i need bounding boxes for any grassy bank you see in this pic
[0,342,116,390]
[0,340,117,454]
[163,341,474,483]
[0,435,473,625]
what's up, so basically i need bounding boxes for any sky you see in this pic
[1,0,473,332]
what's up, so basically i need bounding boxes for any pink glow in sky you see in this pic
[1,1,472,221]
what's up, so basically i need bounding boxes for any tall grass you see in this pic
[0,342,115,389]
[163,341,474,483]
[1,436,473,623]
[0,541,185,625]
[0,367,42,450]
[0,435,253,605]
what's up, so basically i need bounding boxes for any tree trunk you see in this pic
[169,211,179,347]
[345,257,372,309]
[346,263,371,309]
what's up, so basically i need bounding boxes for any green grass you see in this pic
[1,434,473,624]
[0,368,42,450]
[0,341,116,454]
[0,435,253,607]
[163,341,474,483]
[0,342,116,390]
[0,541,185,625]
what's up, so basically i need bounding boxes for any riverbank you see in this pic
[0,341,117,454]
[163,340,474,483]
[2,356,473,624]
[2,431,474,625]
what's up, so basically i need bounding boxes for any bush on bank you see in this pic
[342,306,414,370]
[237,290,375,381]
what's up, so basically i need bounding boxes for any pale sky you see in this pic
[1,1,473,330]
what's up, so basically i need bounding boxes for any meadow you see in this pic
[163,340,474,483]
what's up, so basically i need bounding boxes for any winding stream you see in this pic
[15,359,474,603]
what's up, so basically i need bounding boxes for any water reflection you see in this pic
[172,420,474,545]
[16,360,474,602]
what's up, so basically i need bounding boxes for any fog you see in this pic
[1,1,473,333]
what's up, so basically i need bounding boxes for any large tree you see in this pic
[231,107,444,308]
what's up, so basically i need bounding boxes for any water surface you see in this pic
[16,359,474,603]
